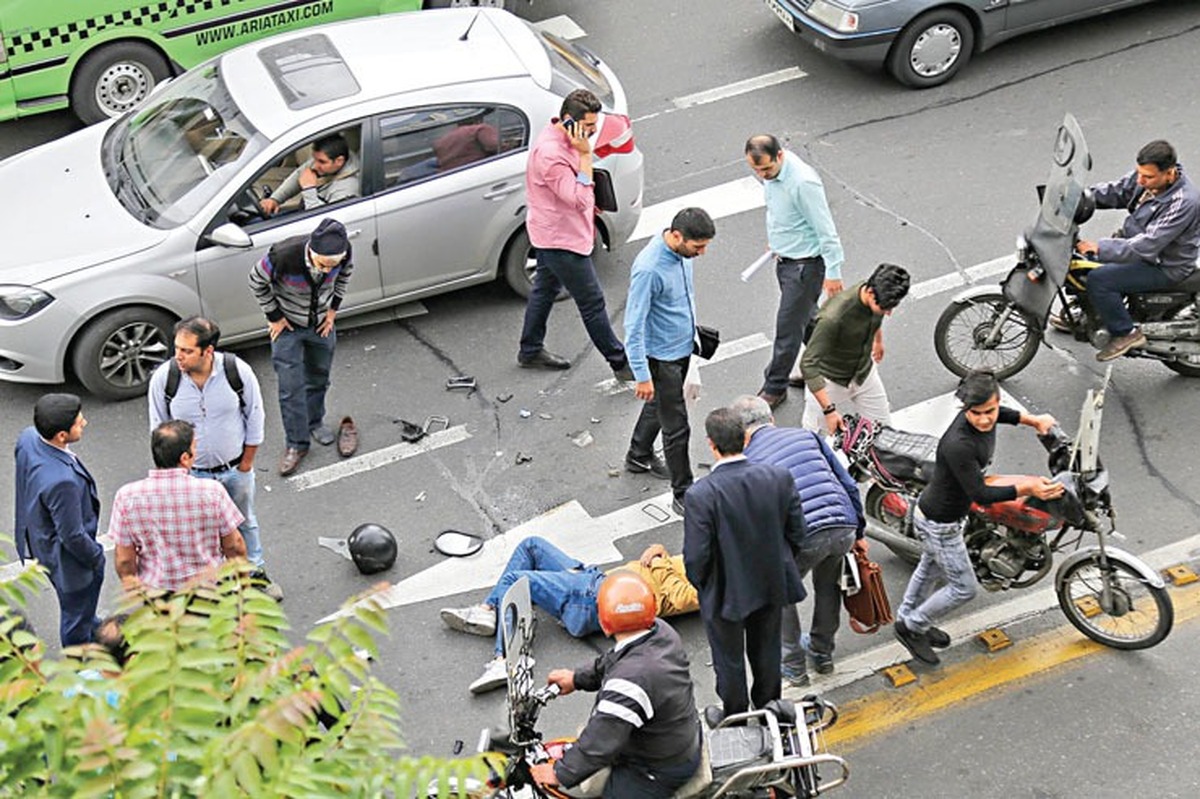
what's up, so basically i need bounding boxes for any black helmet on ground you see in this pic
[347,523,398,575]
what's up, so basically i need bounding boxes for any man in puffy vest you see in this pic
[733,394,866,685]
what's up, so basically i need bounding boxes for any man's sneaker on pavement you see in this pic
[469,657,508,695]
[250,570,284,602]
[783,669,810,688]
[810,651,835,675]
[926,625,951,649]
[894,618,940,665]
[625,452,670,479]
[440,605,497,637]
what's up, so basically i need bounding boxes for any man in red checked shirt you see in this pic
[111,420,246,593]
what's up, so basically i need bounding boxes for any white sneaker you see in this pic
[469,657,508,695]
[440,605,496,637]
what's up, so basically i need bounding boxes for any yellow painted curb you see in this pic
[825,581,1200,750]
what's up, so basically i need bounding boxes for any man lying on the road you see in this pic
[440,535,698,694]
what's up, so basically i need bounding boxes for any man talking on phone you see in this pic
[517,89,633,381]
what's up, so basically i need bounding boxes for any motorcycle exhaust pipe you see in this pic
[863,517,923,559]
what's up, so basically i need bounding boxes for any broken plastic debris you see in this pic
[519,409,532,418]
[590,417,601,424]
[415,491,427,502]
[364,344,377,352]
[497,392,514,403]
[318,536,353,561]
[607,468,621,478]
[569,430,594,448]
[538,412,553,420]
[515,452,533,465]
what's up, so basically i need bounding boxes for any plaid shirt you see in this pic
[109,469,244,592]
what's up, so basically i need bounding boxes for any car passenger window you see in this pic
[379,106,527,189]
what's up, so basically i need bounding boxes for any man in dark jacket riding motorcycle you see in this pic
[1071,139,1200,362]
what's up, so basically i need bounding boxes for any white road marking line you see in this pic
[627,176,764,243]
[320,491,680,622]
[889,388,1027,437]
[909,255,1014,300]
[289,425,472,491]
[532,14,586,41]
[594,332,771,394]
[672,67,807,110]
[788,532,1200,698]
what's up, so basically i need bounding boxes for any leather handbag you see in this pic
[842,548,893,634]
[693,325,720,360]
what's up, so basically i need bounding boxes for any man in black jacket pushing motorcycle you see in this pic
[1069,139,1200,362]
[530,571,702,798]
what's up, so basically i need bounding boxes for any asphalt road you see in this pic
[2,0,1200,790]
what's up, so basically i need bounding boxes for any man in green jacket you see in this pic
[800,263,910,435]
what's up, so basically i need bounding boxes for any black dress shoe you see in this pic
[894,619,940,665]
[518,349,570,370]
[671,497,686,517]
[703,705,725,730]
[612,363,635,382]
[926,625,951,649]
[757,390,787,410]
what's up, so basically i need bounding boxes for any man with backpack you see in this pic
[147,316,283,601]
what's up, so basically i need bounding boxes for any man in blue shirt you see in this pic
[623,208,716,516]
[147,316,282,601]
[745,134,845,410]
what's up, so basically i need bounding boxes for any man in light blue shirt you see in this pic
[623,208,716,516]
[745,134,845,410]
[147,316,282,601]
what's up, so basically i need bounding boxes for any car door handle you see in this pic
[483,184,521,200]
[346,228,362,239]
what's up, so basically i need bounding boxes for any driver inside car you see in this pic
[260,132,360,216]
[1071,139,1200,362]
[530,571,702,799]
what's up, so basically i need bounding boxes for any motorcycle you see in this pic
[428,577,850,798]
[934,112,1200,380]
[837,369,1174,650]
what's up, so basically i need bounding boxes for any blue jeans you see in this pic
[782,526,856,676]
[763,256,824,394]
[896,508,976,634]
[1088,261,1176,336]
[628,356,693,501]
[518,248,627,369]
[483,536,604,655]
[193,466,263,567]
[271,324,336,450]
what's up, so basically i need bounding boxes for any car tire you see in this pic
[423,0,512,9]
[886,9,974,89]
[71,308,175,401]
[502,228,574,302]
[71,42,171,125]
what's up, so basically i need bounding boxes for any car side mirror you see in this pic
[207,222,253,249]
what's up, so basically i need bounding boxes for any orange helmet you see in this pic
[597,571,656,636]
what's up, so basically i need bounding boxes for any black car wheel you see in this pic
[71,308,175,401]
[887,9,975,89]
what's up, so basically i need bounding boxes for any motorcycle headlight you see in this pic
[807,1,859,33]
[0,286,55,320]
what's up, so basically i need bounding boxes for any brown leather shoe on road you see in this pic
[337,416,359,458]
[757,390,787,410]
[279,447,307,476]
[1096,327,1147,362]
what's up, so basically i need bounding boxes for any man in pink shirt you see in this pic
[518,89,633,380]
[111,420,247,593]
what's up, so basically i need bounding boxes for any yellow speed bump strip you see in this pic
[825,581,1200,750]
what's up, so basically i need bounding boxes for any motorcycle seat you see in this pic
[1168,270,1200,293]
[706,726,773,774]
[871,427,940,484]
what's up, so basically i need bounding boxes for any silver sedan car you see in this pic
[0,8,644,399]
[763,0,1159,87]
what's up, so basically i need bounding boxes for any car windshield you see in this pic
[529,24,614,109]
[102,62,267,229]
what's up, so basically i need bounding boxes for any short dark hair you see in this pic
[744,134,782,161]
[705,407,746,456]
[560,89,601,121]
[96,613,130,667]
[955,370,1000,408]
[313,133,349,163]
[670,207,716,241]
[33,393,82,439]
[174,316,220,350]
[151,420,194,468]
[1136,140,1177,172]
[866,263,911,310]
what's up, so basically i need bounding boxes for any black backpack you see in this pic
[164,353,246,415]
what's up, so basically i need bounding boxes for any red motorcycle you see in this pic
[838,373,1173,650]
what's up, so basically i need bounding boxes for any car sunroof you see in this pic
[258,34,360,110]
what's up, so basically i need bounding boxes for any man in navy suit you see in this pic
[683,407,807,723]
[14,394,106,647]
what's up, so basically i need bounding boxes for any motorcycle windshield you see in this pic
[1002,113,1092,321]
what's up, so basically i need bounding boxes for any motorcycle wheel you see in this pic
[934,293,1041,379]
[1056,554,1173,650]
[1162,305,1200,377]
[864,485,920,566]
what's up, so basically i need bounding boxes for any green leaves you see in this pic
[0,551,489,798]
